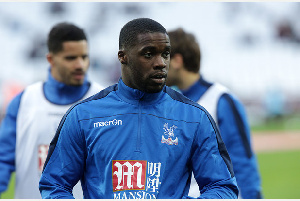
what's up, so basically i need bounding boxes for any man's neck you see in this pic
[178,71,200,90]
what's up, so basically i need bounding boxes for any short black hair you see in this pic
[168,28,201,73]
[47,22,87,53]
[119,18,167,50]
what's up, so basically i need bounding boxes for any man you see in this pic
[39,18,238,199]
[166,28,263,199]
[0,22,103,198]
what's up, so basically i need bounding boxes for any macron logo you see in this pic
[94,119,122,128]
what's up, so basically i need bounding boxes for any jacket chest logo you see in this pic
[161,123,178,145]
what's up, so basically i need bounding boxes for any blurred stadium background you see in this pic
[0,2,299,199]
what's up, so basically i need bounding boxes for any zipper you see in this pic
[135,100,142,152]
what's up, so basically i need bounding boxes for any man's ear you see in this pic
[46,53,54,66]
[118,50,127,65]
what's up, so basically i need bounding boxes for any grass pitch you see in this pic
[257,149,300,199]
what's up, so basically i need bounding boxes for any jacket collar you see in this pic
[116,78,165,105]
[43,68,90,105]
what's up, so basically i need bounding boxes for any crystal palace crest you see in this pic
[161,123,178,145]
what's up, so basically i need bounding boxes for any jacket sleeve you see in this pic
[191,110,239,199]
[217,94,263,198]
[0,92,22,194]
[39,107,85,199]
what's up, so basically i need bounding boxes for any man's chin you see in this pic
[69,80,84,86]
[145,85,165,93]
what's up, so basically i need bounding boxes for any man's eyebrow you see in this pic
[64,53,88,57]
[64,55,77,58]
[141,45,171,51]
[140,46,156,52]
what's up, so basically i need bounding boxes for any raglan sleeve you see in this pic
[39,107,85,199]
[191,110,239,199]
[0,93,22,194]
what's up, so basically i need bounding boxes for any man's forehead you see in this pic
[136,32,170,45]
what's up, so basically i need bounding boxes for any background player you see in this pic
[0,22,103,198]
[166,28,263,199]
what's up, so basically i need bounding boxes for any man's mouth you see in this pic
[150,73,167,84]
[73,72,84,80]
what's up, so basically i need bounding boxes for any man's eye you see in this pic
[144,52,152,58]
[162,51,170,58]
[82,55,88,60]
[65,56,77,61]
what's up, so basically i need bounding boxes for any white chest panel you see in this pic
[15,81,103,198]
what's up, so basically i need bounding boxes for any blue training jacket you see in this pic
[182,77,262,199]
[40,79,239,199]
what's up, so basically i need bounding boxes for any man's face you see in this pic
[48,40,89,86]
[122,32,171,93]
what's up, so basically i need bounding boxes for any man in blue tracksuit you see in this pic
[166,28,262,198]
[0,22,103,198]
[39,18,239,199]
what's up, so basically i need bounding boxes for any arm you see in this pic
[39,107,85,199]
[191,111,239,199]
[0,93,23,194]
[217,94,263,198]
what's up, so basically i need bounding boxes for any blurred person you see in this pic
[39,18,239,199]
[264,86,286,122]
[0,22,104,199]
[166,28,263,199]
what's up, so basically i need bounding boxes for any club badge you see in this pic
[161,123,178,145]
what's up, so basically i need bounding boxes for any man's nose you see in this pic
[74,57,85,68]
[154,56,167,69]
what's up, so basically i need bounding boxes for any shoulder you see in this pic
[218,90,248,123]
[67,83,118,114]
[7,81,44,111]
[86,83,118,102]
[24,81,43,91]
[5,91,24,116]
[219,91,244,111]
[165,86,201,108]
[164,86,213,119]
[89,81,105,91]
[206,82,242,110]
[209,82,229,96]
[19,81,43,100]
